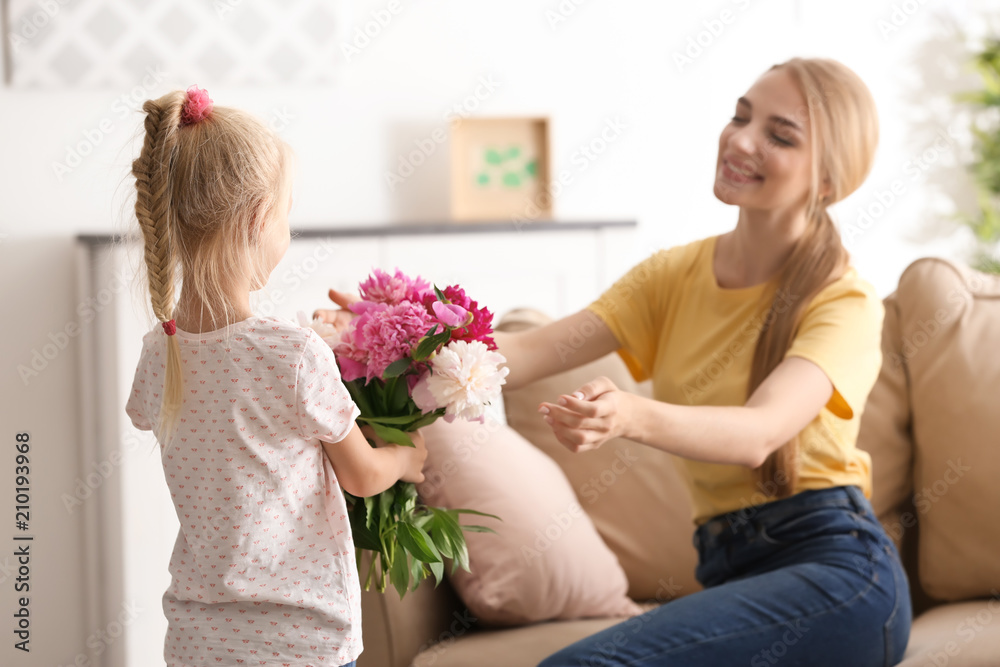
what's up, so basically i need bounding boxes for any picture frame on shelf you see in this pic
[450,116,552,222]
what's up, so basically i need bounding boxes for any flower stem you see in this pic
[364,554,377,590]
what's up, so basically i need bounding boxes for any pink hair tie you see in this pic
[162,319,177,336]
[180,85,213,126]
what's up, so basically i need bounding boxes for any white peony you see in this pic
[412,340,509,422]
[296,310,342,347]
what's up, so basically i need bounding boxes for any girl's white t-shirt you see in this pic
[126,315,363,667]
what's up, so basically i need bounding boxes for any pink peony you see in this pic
[332,326,370,382]
[334,301,433,384]
[359,268,432,306]
[180,85,213,125]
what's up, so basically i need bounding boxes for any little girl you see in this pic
[125,85,427,667]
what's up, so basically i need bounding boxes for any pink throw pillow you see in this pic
[416,416,642,626]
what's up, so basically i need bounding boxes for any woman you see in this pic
[320,57,911,666]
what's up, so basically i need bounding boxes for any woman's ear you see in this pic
[819,175,833,202]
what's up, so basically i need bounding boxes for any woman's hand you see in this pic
[537,376,633,453]
[312,288,361,332]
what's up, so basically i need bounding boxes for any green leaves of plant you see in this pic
[346,478,502,598]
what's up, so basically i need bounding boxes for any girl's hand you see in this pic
[397,429,428,484]
[359,425,428,484]
[537,376,632,453]
[312,288,361,333]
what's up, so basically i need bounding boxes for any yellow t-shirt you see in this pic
[586,234,885,525]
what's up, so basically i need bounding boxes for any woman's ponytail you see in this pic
[747,58,878,498]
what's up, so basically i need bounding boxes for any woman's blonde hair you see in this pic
[748,58,879,498]
[131,89,292,445]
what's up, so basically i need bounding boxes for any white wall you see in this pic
[0,1,993,664]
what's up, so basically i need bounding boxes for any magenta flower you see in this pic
[359,268,432,306]
[431,285,472,310]
[422,285,497,350]
[432,301,471,327]
[180,85,213,125]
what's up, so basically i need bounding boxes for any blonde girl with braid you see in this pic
[125,86,427,667]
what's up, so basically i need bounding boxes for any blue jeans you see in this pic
[340,662,356,667]
[539,485,911,666]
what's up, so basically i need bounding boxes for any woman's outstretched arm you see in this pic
[538,356,834,469]
[493,309,621,391]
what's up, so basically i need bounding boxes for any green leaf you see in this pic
[391,549,410,599]
[409,555,427,590]
[368,422,414,447]
[395,482,418,514]
[433,285,447,302]
[462,525,498,534]
[411,512,434,530]
[344,381,373,416]
[397,522,441,563]
[381,376,396,413]
[390,375,411,413]
[396,481,418,501]
[435,511,469,572]
[416,523,443,560]
[429,560,445,586]
[428,514,455,560]
[363,379,383,413]
[407,411,446,430]
[358,414,421,426]
[412,338,438,362]
[379,486,396,528]
[384,357,411,378]
[347,497,380,551]
[412,328,453,361]
[453,508,503,522]
[364,496,377,530]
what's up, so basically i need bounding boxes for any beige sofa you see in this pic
[356,257,1000,667]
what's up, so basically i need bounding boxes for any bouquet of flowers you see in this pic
[299,269,506,598]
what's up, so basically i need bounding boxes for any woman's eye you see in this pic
[730,115,793,146]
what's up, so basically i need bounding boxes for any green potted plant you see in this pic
[957,37,1000,272]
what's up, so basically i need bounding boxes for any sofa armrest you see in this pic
[357,563,468,667]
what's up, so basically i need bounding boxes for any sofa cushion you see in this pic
[856,289,915,547]
[898,597,1000,667]
[416,416,642,626]
[892,258,1000,601]
[411,613,652,667]
[498,308,701,603]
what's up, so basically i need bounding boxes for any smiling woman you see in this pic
[483,57,913,667]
